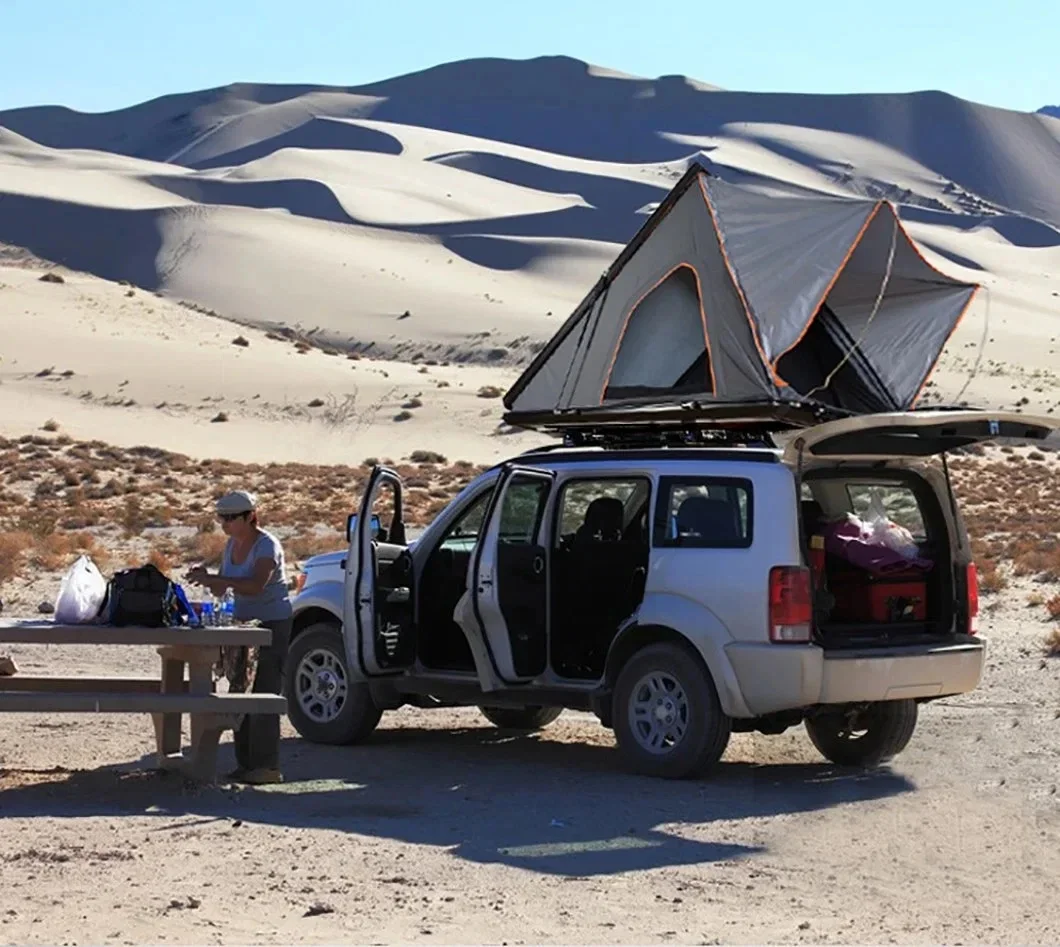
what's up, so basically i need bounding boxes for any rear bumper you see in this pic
[724,638,986,717]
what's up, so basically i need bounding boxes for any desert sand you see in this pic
[1,55,1060,945]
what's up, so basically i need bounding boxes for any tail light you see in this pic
[769,566,813,643]
[293,571,307,595]
[965,562,979,635]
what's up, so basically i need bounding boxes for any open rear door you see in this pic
[343,466,412,678]
[463,464,556,687]
[782,410,1060,462]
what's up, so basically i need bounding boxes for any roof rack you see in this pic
[504,399,845,447]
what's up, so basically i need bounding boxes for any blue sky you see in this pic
[0,0,1055,113]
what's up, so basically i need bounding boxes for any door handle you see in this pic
[532,555,544,576]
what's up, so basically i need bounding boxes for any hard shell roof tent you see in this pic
[503,162,979,435]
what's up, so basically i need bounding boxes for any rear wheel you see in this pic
[613,642,731,779]
[805,699,918,767]
[285,622,382,745]
[478,705,563,731]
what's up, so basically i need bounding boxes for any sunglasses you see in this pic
[218,512,249,522]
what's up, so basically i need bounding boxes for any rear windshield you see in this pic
[802,477,931,544]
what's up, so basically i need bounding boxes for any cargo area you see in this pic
[799,470,958,649]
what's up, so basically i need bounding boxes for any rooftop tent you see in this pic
[503,164,979,428]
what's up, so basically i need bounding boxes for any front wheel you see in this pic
[612,642,731,779]
[805,700,918,767]
[285,622,382,745]
[478,705,563,731]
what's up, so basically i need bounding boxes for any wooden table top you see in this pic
[0,621,272,647]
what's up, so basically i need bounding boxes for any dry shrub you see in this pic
[0,531,33,583]
[287,531,344,562]
[31,532,78,571]
[1047,595,1060,623]
[148,548,175,574]
[1044,627,1060,657]
[120,496,148,537]
[977,559,1006,595]
[181,531,227,567]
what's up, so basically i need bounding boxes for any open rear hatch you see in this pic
[781,410,1060,649]
[779,409,1060,460]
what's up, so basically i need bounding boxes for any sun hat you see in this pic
[216,490,258,515]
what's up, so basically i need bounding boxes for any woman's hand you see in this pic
[186,566,210,587]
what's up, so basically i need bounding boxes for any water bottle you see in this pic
[200,601,214,627]
[221,589,235,626]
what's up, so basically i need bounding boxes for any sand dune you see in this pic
[1,55,1060,458]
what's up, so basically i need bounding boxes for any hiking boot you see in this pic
[225,767,248,782]
[236,767,283,785]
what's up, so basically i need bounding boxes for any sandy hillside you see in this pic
[1,55,1059,442]
[0,256,550,466]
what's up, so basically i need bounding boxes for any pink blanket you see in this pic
[820,518,933,576]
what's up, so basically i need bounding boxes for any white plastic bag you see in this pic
[864,490,919,559]
[54,555,107,624]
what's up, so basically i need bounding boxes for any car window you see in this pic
[438,489,493,552]
[555,478,647,545]
[654,477,753,548]
[846,483,926,538]
[498,477,550,544]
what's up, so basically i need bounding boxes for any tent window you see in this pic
[604,266,713,402]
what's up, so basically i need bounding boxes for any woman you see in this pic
[187,490,292,786]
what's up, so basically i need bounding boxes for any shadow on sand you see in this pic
[0,724,914,877]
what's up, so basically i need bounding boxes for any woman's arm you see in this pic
[187,557,276,597]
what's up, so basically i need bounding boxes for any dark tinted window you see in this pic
[653,477,753,548]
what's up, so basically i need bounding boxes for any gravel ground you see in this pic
[1,594,1058,945]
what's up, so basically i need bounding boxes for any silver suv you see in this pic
[285,409,1055,778]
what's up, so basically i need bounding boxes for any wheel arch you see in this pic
[292,605,342,639]
[600,619,752,722]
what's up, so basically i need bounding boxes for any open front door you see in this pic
[343,466,413,678]
[467,465,556,686]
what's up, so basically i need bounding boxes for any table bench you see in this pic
[0,621,287,781]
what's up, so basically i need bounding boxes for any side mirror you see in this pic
[346,513,383,542]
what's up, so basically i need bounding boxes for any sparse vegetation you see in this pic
[232,335,250,348]
[410,450,446,465]
[477,385,504,399]
[393,410,413,422]
[210,412,229,423]
[1047,595,1060,623]
[0,433,490,594]
[308,398,325,408]
[39,271,64,284]
[41,419,59,433]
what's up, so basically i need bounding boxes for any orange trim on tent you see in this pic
[696,174,781,386]
[599,262,717,404]
[769,201,884,373]
[910,284,981,408]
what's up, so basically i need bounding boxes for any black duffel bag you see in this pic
[104,563,180,627]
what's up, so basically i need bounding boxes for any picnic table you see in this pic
[0,621,287,781]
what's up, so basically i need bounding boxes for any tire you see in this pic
[285,622,382,745]
[612,642,731,779]
[805,699,918,768]
[479,705,563,731]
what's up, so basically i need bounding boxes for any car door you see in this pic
[466,464,556,686]
[343,465,413,679]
